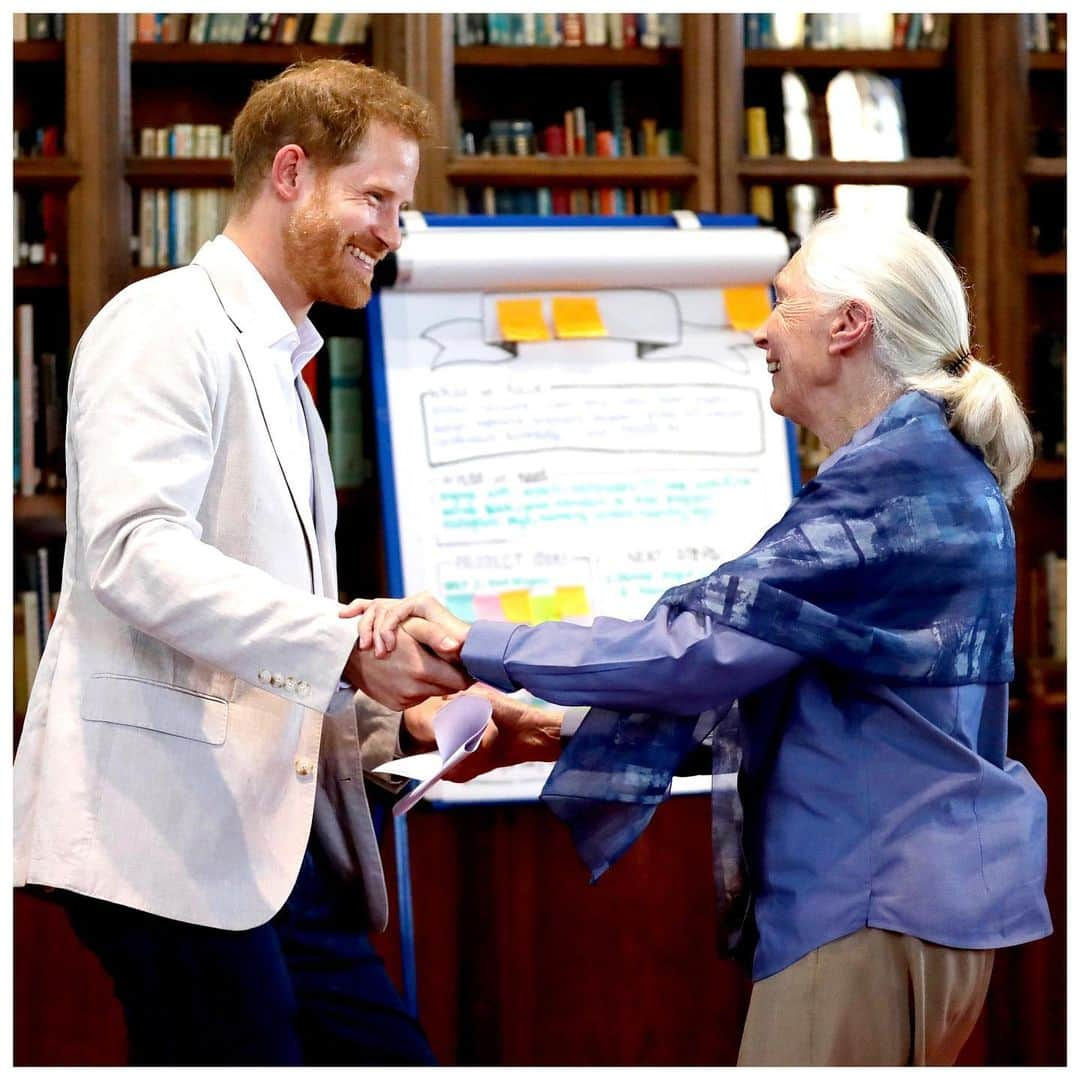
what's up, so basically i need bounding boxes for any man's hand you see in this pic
[341,629,469,712]
[340,592,469,660]
[440,685,563,784]
[400,695,449,754]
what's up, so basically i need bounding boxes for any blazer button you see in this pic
[295,758,314,777]
[258,669,271,684]
[270,672,285,688]
[285,676,297,692]
[297,681,311,697]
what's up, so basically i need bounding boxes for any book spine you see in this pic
[328,338,367,487]
[17,304,39,495]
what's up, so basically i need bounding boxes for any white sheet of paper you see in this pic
[372,695,492,816]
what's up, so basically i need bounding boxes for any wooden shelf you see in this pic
[14,265,68,289]
[744,47,950,70]
[13,494,66,537]
[14,41,64,64]
[125,157,233,185]
[1028,51,1066,71]
[129,42,370,65]
[1028,252,1066,275]
[737,156,970,185]
[447,155,699,185]
[1030,460,1066,482]
[13,159,80,187]
[1026,157,1066,180]
[455,45,679,68]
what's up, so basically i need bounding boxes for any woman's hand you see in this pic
[340,591,470,660]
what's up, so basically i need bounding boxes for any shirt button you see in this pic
[258,669,271,684]
[297,681,311,697]
[270,672,285,688]
[285,676,297,692]
[294,758,314,777]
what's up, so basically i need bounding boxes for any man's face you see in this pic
[284,121,419,310]
[751,253,839,429]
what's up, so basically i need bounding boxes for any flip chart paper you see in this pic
[553,296,607,338]
[724,285,773,332]
[496,298,550,342]
[372,695,492,817]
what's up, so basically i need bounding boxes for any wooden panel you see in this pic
[714,14,745,214]
[446,156,698,184]
[681,14,715,209]
[736,157,970,184]
[456,45,679,68]
[130,42,370,65]
[745,47,949,69]
[14,891,127,1065]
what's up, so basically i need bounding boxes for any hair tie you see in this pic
[941,349,973,377]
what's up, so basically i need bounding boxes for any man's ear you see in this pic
[269,144,308,203]
[827,299,873,355]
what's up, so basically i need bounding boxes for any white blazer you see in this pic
[14,237,402,931]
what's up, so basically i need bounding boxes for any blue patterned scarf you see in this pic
[540,391,1016,952]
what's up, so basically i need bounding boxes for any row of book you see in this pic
[14,125,63,159]
[744,13,951,51]
[12,13,65,41]
[461,115,681,160]
[458,185,683,217]
[14,550,58,716]
[305,337,371,488]
[1041,553,1066,662]
[15,304,66,497]
[14,191,65,268]
[134,188,231,269]
[137,124,232,160]
[455,13,681,48]
[130,13,371,45]
[1024,13,1067,52]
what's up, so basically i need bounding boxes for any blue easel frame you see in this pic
[365,213,799,1017]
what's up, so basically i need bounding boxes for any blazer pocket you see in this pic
[81,673,228,745]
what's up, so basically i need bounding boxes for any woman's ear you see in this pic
[827,299,873,355]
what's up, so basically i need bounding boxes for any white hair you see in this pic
[798,212,1033,502]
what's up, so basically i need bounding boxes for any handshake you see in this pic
[339,592,562,782]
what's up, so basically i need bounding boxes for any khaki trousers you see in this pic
[738,927,994,1066]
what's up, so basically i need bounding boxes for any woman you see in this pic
[347,214,1052,1065]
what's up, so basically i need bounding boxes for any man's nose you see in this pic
[373,210,402,253]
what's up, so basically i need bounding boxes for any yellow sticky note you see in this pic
[528,593,558,624]
[555,585,590,618]
[552,296,607,339]
[496,298,550,342]
[724,285,772,332]
[500,589,533,624]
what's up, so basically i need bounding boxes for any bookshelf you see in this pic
[11,12,1067,1067]
[399,13,715,216]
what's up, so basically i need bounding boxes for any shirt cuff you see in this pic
[461,620,523,692]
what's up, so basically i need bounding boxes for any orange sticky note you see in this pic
[499,589,533,624]
[496,298,550,342]
[555,585,590,618]
[724,285,772,332]
[552,296,607,339]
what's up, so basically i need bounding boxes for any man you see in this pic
[13,60,470,1065]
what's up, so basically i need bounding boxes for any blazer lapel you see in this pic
[236,331,320,588]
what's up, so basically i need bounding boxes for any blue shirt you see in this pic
[462,615,1052,979]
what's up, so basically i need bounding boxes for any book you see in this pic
[744,106,774,223]
[17,304,40,495]
[327,337,368,487]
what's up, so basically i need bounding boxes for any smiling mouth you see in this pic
[766,359,781,374]
[346,244,376,275]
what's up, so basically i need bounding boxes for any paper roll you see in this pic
[392,225,791,292]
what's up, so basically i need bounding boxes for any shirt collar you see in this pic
[193,235,323,368]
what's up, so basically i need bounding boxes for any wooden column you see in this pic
[682,15,716,210]
[65,13,130,346]
[714,15,746,215]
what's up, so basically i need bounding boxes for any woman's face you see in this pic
[751,253,841,431]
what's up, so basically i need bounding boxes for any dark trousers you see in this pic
[56,832,436,1066]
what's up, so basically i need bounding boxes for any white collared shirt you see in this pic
[211,236,324,520]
